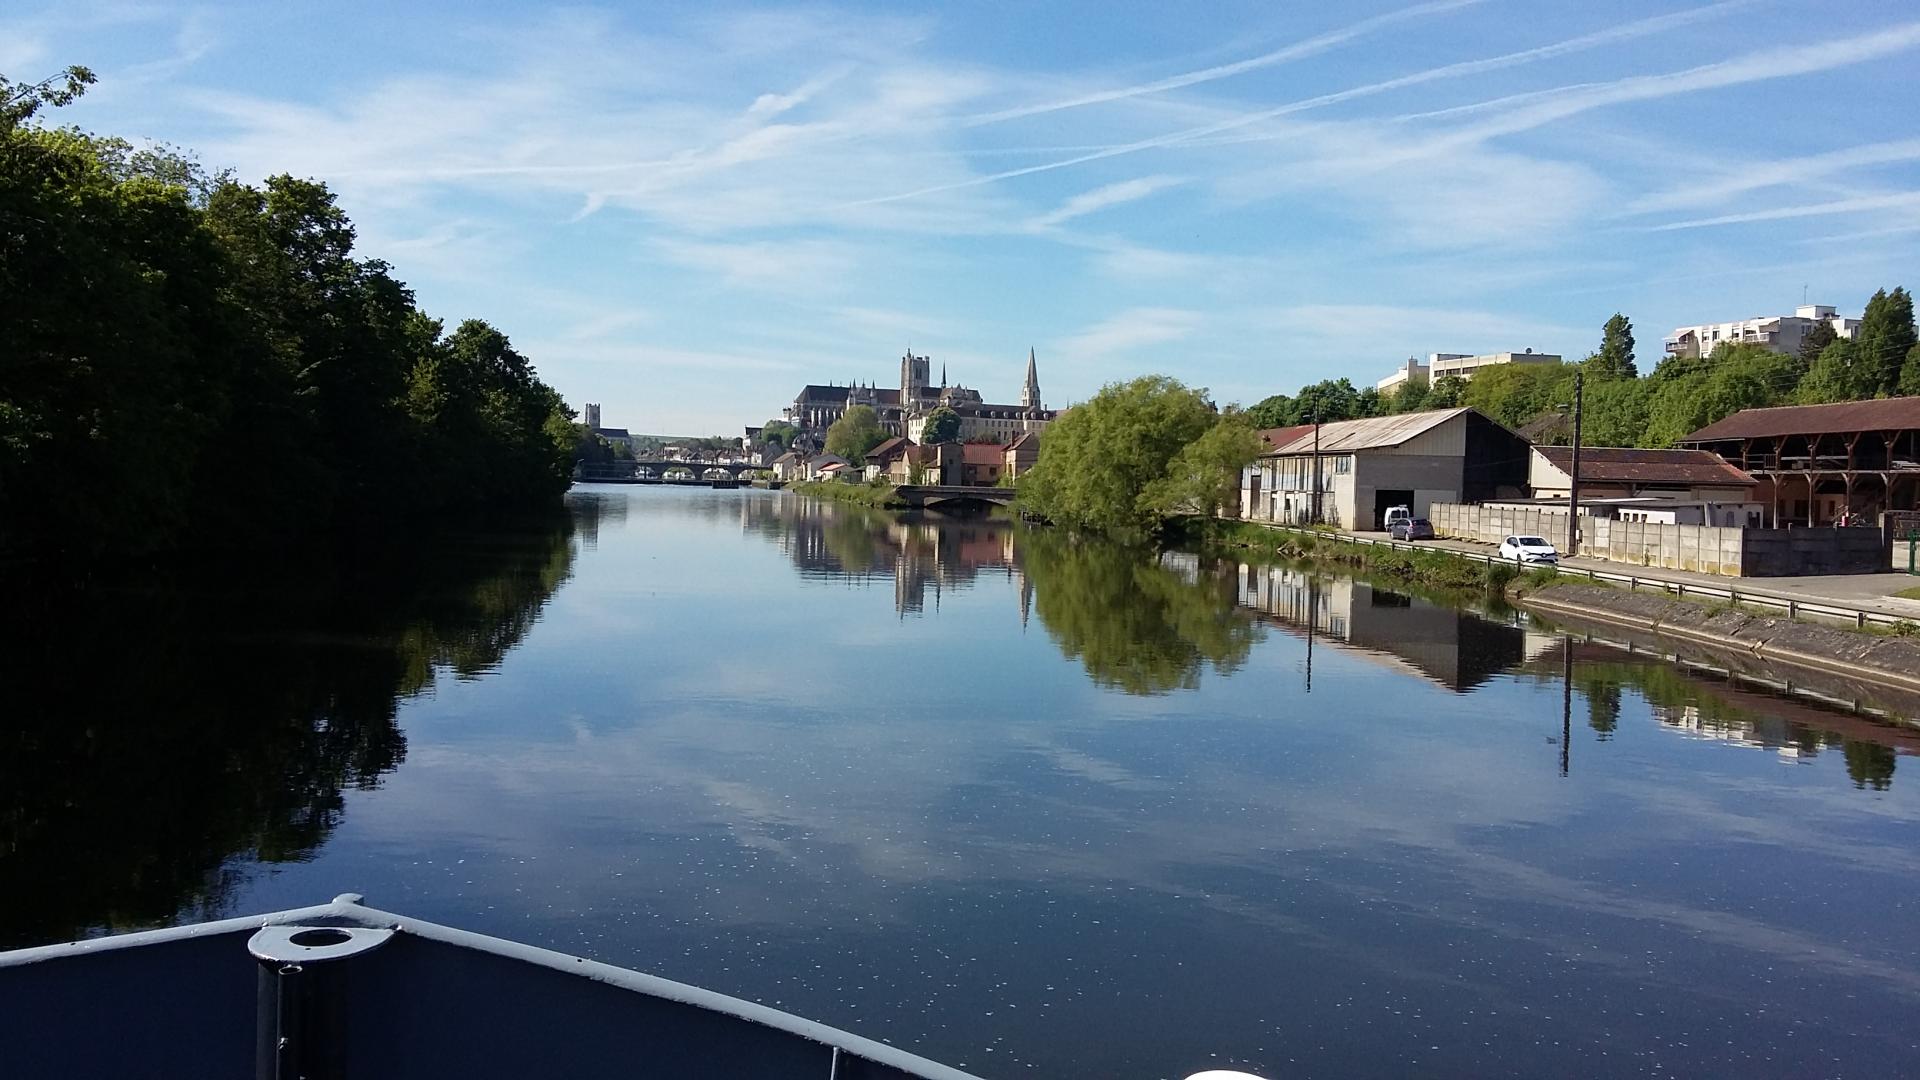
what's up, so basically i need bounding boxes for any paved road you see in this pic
[1343,529,1920,618]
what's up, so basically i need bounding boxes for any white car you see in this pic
[1498,535,1559,564]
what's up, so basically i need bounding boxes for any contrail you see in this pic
[964,0,1489,126]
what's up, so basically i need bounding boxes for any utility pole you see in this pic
[1310,413,1322,526]
[1560,634,1572,778]
[1567,371,1584,557]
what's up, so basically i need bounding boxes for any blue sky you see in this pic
[8,1,1920,435]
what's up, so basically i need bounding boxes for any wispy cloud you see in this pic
[1627,137,1920,215]
[1647,190,1920,232]
[845,3,1753,210]
[1056,308,1203,363]
[965,0,1487,125]
[1028,175,1185,230]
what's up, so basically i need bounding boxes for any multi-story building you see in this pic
[1663,304,1858,361]
[1374,350,1560,392]
[786,349,1055,445]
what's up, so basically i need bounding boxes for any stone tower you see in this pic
[1021,349,1042,410]
[900,351,931,398]
[583,403,602,430]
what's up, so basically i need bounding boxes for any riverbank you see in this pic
[1521,580,1920,695]
[789,479,906,508]
[1173,517,1547,594]
[1183,515,1920,695]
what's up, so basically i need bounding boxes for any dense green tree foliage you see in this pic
[0,79,575,558]
[1586,313,1638,380]
[824,404,886,463]
[758,419,798,451]
[1142,414,1265,519]
[920,406,962,444]
[1017,376,1230,534]
[1245,298,1917,449]
[1858,287,1916,395]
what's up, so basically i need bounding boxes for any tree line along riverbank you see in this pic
[2,68,578,562]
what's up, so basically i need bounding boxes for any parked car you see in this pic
[1383,505,1412,532]
[1390,517,1435,541]
[1497,535,1559,564]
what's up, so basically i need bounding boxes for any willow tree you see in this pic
[1016,375,1227,534]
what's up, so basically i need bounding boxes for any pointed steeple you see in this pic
[1022,347,1042,410]
[941,362,948,388]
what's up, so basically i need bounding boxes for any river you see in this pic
[6,485,1920,1077]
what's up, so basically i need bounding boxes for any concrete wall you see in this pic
[1430,503,1891,577]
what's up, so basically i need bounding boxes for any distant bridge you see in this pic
[578,461,762,484]
[893,485,1016,508]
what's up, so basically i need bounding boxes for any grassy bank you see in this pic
[790,480,907,509]
[1173,517,1558,595]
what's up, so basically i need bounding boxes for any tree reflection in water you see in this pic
[1020,530,1263,695]
[0,506,584,947]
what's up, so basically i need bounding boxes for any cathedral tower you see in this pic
[1021,349,1042,410]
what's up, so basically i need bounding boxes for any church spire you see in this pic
[1022,347,1042,410]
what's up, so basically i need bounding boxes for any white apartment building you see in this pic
[1664,304,1858,361]
[1374,350,1560,392]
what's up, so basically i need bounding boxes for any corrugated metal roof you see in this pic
[1264,408,1471,456]
[1535,446,1756,486]
[1681,397,1920,442]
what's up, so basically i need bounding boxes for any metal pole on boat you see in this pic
[248,922,393,1080]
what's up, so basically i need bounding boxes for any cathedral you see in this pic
[783,349,1055,447]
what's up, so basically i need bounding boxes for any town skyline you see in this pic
[14,0,1920,433]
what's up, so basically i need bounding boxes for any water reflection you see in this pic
[0,507,583,946]
[1233,562,1535,692]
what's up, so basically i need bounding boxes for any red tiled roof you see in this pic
[1005,432,1039,452]
[1535,446,1756,486]
[962,442,1005,465]
[1681,397,1920,442]
[1257,424,1314,450]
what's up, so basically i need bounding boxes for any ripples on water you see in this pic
[5,486,1920,1077]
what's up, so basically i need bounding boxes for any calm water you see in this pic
[7,486,1920,1077]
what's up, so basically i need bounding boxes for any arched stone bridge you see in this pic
[894,485,1016,508]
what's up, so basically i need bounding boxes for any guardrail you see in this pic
[1247,522,1918,631]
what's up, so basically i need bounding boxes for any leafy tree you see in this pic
[1387,375,1430,414]
[1798,320,1838,367]
[824,404,886,464]
[759,420,798,451]
[1800,340,1872,404]
[1141,414,1264,518]
[1858,286,1916,395]
[1427,375,1467,408]
[1461,362,1570,429]
[1245,393,1296,429]
[1292,378,1362,424]
[1586,313,1638,380]
[1016,375,1219,534]
[0,73,576,557]
[920,406,961,444]
[1579,378,1653,449]
[1354,386,1384,418]
[0,65,94,130]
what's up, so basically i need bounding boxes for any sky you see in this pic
[8,1,1920,435]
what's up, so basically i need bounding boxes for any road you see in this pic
[1342,529,1920,619]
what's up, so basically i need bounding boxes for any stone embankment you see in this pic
[1519,581,1920,694]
